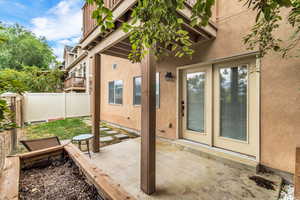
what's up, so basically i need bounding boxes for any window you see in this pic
[133,77,141,105]
[219,66,248,141]
[156,72,160,108]
[133,72,160,108]
[186,71,205,132]
[108,80,123,104]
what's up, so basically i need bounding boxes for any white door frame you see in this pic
[176,52,261,162]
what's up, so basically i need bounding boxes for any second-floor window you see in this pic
[109,80,123,104]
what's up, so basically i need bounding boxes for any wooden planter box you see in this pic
[0,144,135,200]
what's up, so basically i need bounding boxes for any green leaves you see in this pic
[242,0,299,57]
[0,23,57,70]
[191,0,215,26]
[87,0,299,60]
[243,9,283,57]
[87,0,213,62]
[88,0,115,35]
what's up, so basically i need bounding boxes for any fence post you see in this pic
[64,92,67,119]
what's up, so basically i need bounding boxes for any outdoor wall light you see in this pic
[112,64,117,70]
[164,72,175,81]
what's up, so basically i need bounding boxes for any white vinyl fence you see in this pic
[23,93,90,123]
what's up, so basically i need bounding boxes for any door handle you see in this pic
[181,101,185,117]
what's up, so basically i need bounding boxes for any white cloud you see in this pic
[31,0,82,41]
[30,0,83,61]
[52,45,65,62]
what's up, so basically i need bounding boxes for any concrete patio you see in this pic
[89,138,282,200]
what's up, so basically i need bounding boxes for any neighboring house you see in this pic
[63,45,90,93]
[79,0,299,194]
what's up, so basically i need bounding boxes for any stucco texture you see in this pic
[95,0,299,173]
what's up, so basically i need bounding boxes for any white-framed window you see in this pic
[109,80,123,104]
[133,76,141,105]
[156,72,160,108]
[133,72,160,108]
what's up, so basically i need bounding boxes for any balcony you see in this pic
[82,0,124,39]
[81,0,217,57]
[64,77,86,92]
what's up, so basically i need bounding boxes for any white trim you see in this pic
[256,55,261,162]
[176,67,180,139]
[178,51,259,70]
[176,52,260,159]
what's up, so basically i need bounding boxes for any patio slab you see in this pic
[106,130,118,135]
[89,138,282,200]
[100,127,110,131]
[115,133,129,139]
[100,136,114,142]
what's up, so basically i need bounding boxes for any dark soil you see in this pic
[249,175,276,190]
[20,158,101,200]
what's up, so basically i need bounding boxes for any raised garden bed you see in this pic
[0,144,135,200]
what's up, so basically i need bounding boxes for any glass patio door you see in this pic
[213,59,259,157]
[180,58,259,157]
[181,65,212,145]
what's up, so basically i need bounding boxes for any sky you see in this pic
[0,0,84,61]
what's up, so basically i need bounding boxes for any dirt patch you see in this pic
[249,176,276,190]
[20,158,101,200]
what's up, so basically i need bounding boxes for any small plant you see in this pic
[0,99,16,131]
[0,73,24,131]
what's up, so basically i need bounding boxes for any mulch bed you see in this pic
[20,158,101,200]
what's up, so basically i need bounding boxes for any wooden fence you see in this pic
[0,94,23,174]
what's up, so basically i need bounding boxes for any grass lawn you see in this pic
[25,117,91,140]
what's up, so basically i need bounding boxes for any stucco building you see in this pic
[63,45,90,93]
[65,0,299,194]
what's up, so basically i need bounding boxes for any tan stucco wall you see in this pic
[99,54,182,139]
[100,55,141,131]
[94,0,299,173]
[154,0,300,174]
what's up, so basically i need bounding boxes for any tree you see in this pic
[0,25,6,44]
[0,23,57,70]
[0,70,25,131]
[0,67,64,93]
[0,67,64,130]
[88,0,299,62]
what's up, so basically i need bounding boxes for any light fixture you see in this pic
[165,72,175,81]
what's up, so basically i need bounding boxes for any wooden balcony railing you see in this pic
[64,77,86,90]
[82,0,197,40]
[82,0,124,38]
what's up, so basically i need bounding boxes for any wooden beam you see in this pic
[18,145,65,160]
[119,41,131,48]
[114,42,132,50]
[0,157,20,200]
[109,46,131,55]
[92,54,101,153]
[103,50,129,60]
[140,49,156,195]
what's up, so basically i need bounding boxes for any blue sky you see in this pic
[0,0,84,61]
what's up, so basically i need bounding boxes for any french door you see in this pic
[181,58,259,157]
[181,65,212,145]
